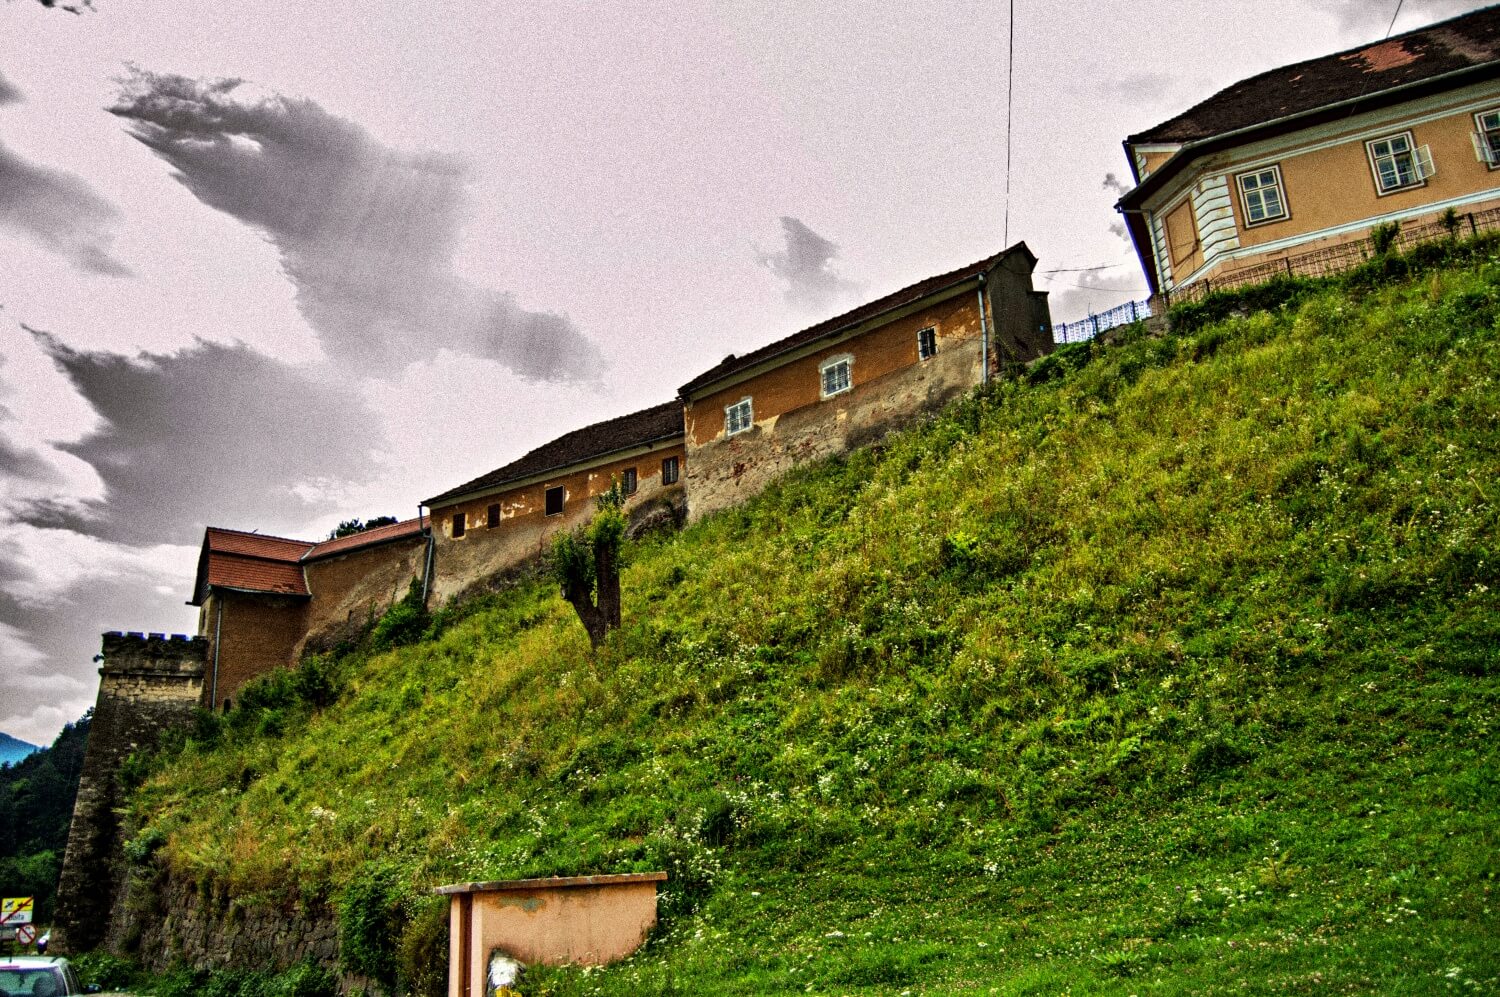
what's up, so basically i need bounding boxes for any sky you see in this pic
[0,0,1490,745]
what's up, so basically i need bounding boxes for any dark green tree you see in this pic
[329,515,399,540]
[552,484,626,649]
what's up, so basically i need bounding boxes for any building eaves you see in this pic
[678,242,1037,399]
[1127,6,1500,146]
[423,401,685,509]
[302,517,428,563]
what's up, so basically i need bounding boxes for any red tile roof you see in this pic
[302,517,427,562]
[204,553,310,598]
[191,527,313,605]
[424,401,684,507]
[1128,7,1500,146]
[204,528,315,561]
[677,242,1036,397]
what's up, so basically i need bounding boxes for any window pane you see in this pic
[545,486,564,515]
[1262,187,1282,216]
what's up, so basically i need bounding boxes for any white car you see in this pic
[0,957,100,996]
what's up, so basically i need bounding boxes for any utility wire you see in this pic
[1384,0,1406,39]
[1002,0,1015,247]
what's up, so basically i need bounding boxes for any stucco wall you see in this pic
[682,266,1049,523]
[443,874,665,994]
[428,443,686,605]
[298,536,429,656]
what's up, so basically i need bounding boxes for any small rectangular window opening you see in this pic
[726,398,753,435]
[452,512,466,538]
[486,503,500,528]
[545,485,565,516]
[1474,109,1500,167]
[1367,132,1430,194]
[1237,166,1288,225]
[820,356,852,398]
[661,456,680,485]
[917,326,937,360]
[621,467,638,495]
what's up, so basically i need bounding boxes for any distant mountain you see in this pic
[0,733,39,766]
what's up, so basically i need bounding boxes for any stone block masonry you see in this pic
[54,632,207,954]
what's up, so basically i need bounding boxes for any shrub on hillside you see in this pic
[370,579,429,651]
[337,862,404,988]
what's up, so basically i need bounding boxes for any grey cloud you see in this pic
[1103,173,1130,197]
[0,430,62,486]
[0,140,131,276]
[756,216,862,312]
[28,332,384,545]
[0,72,21,105]
[1107,72,1182,105]
[1304,0,1489,33]
[0,569,187,747]
[109,70,603,381]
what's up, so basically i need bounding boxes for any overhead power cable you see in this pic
[1384,0,1406,39]
[1002,0,1015,247]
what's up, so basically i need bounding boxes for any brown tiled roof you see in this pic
[191,527,314,605]
[678,242,1036,397]
[1129,6,1500,146]
[424,401,684,507]
[303,517,427,562]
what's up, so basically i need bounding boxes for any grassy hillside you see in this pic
[124,253,1498,994]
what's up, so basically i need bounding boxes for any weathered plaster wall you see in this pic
[442,873,665,994]
[202,591,309,710]
[683,295,985,522]
[428,443,686,605]
[298,535,430,656]
[55,632,207,954]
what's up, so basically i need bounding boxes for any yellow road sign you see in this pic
[0,897,33,925]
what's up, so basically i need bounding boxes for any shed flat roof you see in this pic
[434,872,668,895]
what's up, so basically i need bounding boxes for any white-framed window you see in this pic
[1366,132,1432,194]
[1236,166,1289,226]
[917,326,937,360]
[661,455,680,485]
[1473,109,1500,168]
[725,397,753,436]
[819,354,853,399]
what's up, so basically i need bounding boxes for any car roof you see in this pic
[0,956,66,966]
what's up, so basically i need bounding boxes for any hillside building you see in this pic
[422,402,686,605]
[190,518,430,709]
[677,242,1051,521]
[1117,6,1500,304]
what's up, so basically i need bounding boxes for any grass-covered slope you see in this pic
[130,258,1499,994]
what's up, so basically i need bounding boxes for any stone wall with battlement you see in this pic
[54,632,207,954]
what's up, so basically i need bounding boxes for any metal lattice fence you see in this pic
[1165,206,1500,306]
[1052,297,1153,344]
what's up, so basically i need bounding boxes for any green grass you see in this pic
[123,253,1500,994]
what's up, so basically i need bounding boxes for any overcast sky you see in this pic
[0,0,1489,745]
